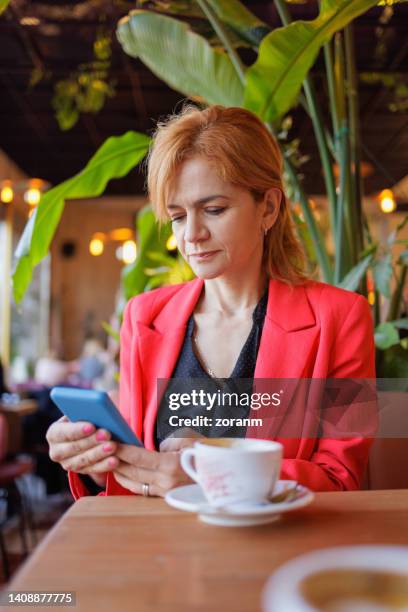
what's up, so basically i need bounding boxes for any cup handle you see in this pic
[180,448,199,483]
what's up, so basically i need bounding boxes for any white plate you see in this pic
[262,545,408,612]
[165,480,314,527]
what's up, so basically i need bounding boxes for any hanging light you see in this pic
[166,234,178,251]
[20,16,41,26]
[122,240,137,264]
[109,228,134,241]
[1,181,14,203]
[89,232,106,256]
[379,189,396,213]
[24,179,44,206]
[24,188,41,206]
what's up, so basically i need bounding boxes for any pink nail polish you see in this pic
[103,444,113,453]
[108,457,116,467]
[83,425,94,434]
[96,431,108,441]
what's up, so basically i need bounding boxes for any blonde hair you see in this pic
[146,104,310,286]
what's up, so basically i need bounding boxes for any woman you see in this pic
[46,105,375,499]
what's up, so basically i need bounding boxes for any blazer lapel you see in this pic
[254,278,317,379]
[139,278,204,449]
[249,279,320,440]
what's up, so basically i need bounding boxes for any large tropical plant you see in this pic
[12,0,407,377]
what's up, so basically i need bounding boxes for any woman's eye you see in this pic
[171,215,185,223]
[205,208,225,215]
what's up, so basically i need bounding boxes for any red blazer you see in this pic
[69,277,376,499]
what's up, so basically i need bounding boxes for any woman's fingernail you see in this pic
[108,457,116,467]
[96,431,108,441]
[102,444,113,453]
[83,425,94,434]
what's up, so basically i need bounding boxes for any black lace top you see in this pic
[155,287,269,448]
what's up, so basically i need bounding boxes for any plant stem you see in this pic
[274,0,337,235]
[270,128,333,282]
[388,264,407,321]
[374,289,381,328]
[345,24,364,267]
[323,39,339,136]
[195,0,246,85]
[302,83,337,232]
[284,156,333,282]
[334,120,350,284]
[333,33,354,282]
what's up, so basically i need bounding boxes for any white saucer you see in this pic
[262,545,408,612]
[165,480,314,527]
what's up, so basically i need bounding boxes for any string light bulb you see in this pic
[89,233,106,256]
[1,181,14,203]
[379,189,396,214]
[24,188,41,206]
[24,179,44,206]
[122,240,137,264]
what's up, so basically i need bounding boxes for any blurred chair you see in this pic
[0,414,36,581]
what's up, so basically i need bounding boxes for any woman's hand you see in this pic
[112,428,203,497]
[46,415,119,485]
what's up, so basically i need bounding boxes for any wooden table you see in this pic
[3,490,408,611]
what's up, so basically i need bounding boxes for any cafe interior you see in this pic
[0,0,407,609]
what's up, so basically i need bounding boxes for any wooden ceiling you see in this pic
[0,0,407,201]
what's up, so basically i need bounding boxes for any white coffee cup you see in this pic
[180,438,282,508]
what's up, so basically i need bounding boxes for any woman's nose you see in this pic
[184,214,209,243]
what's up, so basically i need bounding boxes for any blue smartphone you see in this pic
[50,387,143,447]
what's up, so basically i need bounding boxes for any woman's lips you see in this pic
[190,250,219,260]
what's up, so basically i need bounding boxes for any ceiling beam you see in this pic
[1,74,47,144]
[81,113,104,150]
[121,55,148,126]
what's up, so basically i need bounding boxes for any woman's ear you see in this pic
[263,187,282,231]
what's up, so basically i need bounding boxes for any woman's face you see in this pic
[167,156,269,280]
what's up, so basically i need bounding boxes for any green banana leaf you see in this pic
[338,254,373,292]
[0,0,10,14]
[205,0,270,47]
[121,206,173,300]
[373,254,393,298]
[134,1,253,50]
[13,131,151,304]
[116,10,243,107]
[244,0,378,123]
